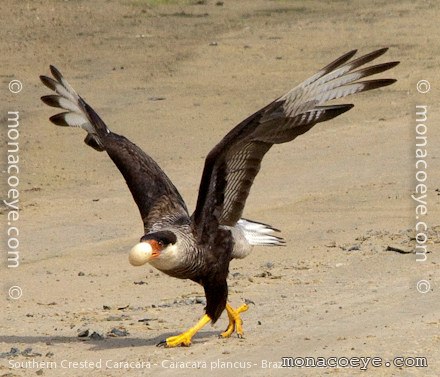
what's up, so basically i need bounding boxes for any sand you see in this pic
[1,0,439,376]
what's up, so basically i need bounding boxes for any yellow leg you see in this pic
[220,303,249,338]
[158,314,211,347]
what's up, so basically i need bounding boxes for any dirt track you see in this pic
[1,1,439,376]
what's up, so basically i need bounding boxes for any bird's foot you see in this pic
[220,303,249,339]
[158,332,193,348]
[157,314,211,348]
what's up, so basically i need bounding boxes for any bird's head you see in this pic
[128,230,178,267]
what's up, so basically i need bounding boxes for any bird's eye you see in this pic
[158,240,164,247]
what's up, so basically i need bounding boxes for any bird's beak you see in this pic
[128,241,159,266]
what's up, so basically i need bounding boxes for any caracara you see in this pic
[40,48,398,347]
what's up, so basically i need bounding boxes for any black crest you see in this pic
[141,231,177,246]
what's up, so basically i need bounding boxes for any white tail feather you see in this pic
[237,218,285,246]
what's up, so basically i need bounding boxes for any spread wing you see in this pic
[103,133,190,231]
[40,66,190,232]
[191,48,399,242]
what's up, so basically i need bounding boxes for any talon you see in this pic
[156,340,167,347]
[236,304,249,314]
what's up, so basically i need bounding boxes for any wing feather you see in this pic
[41,66,189,231]
[103,133,190,231]
[192,48,399,241]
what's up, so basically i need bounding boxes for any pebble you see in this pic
[77,329,89,338]
[0,347,20,358]
[22,348,42,357]
[138,318,157,323]
[265,261,274,269]
[89,332,104,340]
[106,315,125,321]
[108,328,128,337]
[0,347,43,358]
[255,271,272,278]
[386,245,413,254]
[160,296,207,307]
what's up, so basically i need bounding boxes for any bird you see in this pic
[40,48,398,347]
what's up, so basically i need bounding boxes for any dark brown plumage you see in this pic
[40,48,398,347]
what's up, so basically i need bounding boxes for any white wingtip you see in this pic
[40,66,109,149]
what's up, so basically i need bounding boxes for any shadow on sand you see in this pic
[0,330,221,351]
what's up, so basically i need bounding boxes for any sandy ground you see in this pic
[1,0,439,376]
